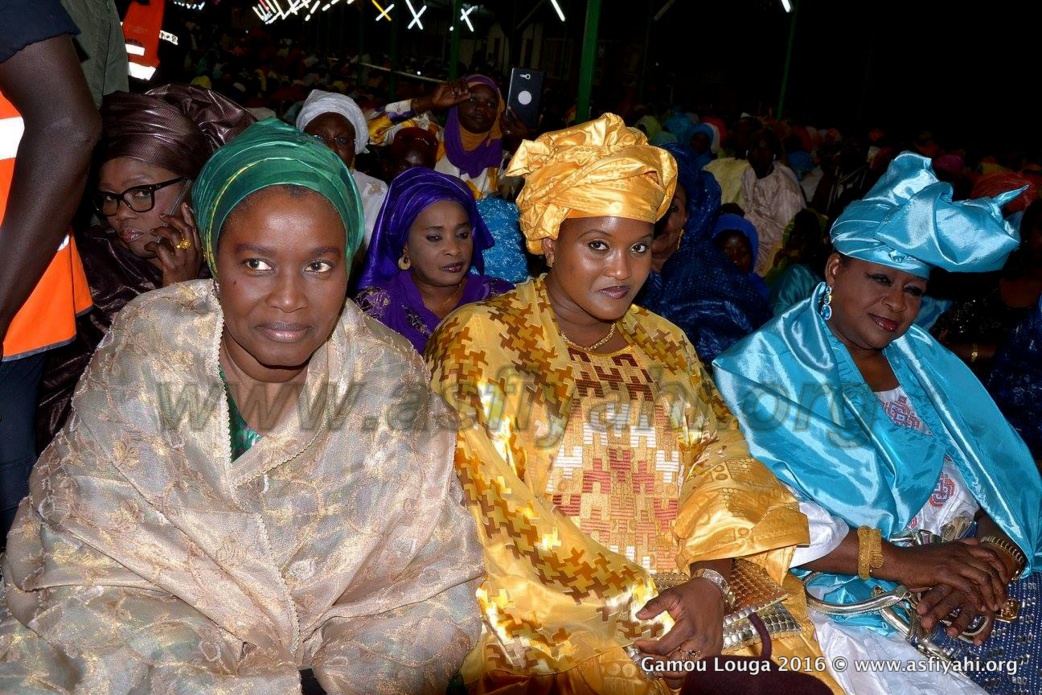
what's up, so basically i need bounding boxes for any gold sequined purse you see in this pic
[651,559,801,651]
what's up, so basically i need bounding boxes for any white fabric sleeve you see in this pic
[786,484,850,567]
[384,99,415,116]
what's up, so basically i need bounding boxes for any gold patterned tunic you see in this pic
[426,277,840,695]
[548,346,683,575]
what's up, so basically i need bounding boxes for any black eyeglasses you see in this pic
[310,132,352,148]
[93,177,185,216]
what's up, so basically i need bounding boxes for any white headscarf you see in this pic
[295,89,370,155]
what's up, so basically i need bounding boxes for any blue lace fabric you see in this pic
[638,143,772,365]
[474,196,531,284]
[988,300,1042,461]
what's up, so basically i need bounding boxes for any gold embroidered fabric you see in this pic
[548,347,682,575]
[426,277,841,695]
[504,113,677,253]
[0,280,484,694]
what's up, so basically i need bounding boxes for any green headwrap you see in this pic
[192,118,363,277]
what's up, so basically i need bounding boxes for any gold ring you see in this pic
[175,239,193,250]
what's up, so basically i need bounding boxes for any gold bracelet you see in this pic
[980,535,1026,579]
[857,526,884,580]
[970,343,980,363]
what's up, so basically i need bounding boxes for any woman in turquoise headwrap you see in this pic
[689,123,717,171]
[713,152,1042,695]
[0,119,483,694]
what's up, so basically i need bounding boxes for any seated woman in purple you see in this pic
[354,168,513,354]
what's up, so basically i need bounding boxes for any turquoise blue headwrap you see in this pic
[663,112,697,148]
[830,151,1023,278]
[193,118,363,277]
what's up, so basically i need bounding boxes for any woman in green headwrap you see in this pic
[0,119,483,694]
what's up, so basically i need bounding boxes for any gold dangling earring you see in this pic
[397,253,411,271]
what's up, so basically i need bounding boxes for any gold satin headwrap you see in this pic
[505,113,678,254]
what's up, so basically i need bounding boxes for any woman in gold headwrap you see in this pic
[426,114,839,694]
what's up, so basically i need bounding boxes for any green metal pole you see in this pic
[777,0,798,120]
[389,3,399,98]
[449,0,462,80]
[576,0,602,123]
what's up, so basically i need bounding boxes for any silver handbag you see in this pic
[803,522,1017,664]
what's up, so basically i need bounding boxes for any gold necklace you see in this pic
[433,281,465,312]
[562,322,617,351]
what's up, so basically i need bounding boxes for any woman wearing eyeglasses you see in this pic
[35,84,254,450]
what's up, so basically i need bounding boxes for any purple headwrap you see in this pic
[443,74,504,179]
[356,167,496,287]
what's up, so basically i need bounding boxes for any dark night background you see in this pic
[134,0,1038,156]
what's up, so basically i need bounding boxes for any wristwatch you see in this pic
[691,568,736,612]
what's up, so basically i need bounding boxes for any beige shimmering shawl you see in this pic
[0,280,484,694]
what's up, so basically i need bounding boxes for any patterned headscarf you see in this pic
[443,74,504,179]
[295,89,370,155]
[100,84,255,179]
[193,119,363,278]
[506,113,677,254]
[355,167,495,287]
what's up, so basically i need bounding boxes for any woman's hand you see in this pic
[633,577,728,688]
[915,584,997,645]
[413,79,470,113]
[146,202,203,287]
[891,539,1008,613]
[499,108,530,149]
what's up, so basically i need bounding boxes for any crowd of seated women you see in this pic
[2,69,1042,695]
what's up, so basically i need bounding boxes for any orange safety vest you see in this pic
[122,0,164,81]
[1,93,92,360]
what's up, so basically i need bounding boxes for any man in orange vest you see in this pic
[0,0,101,550]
